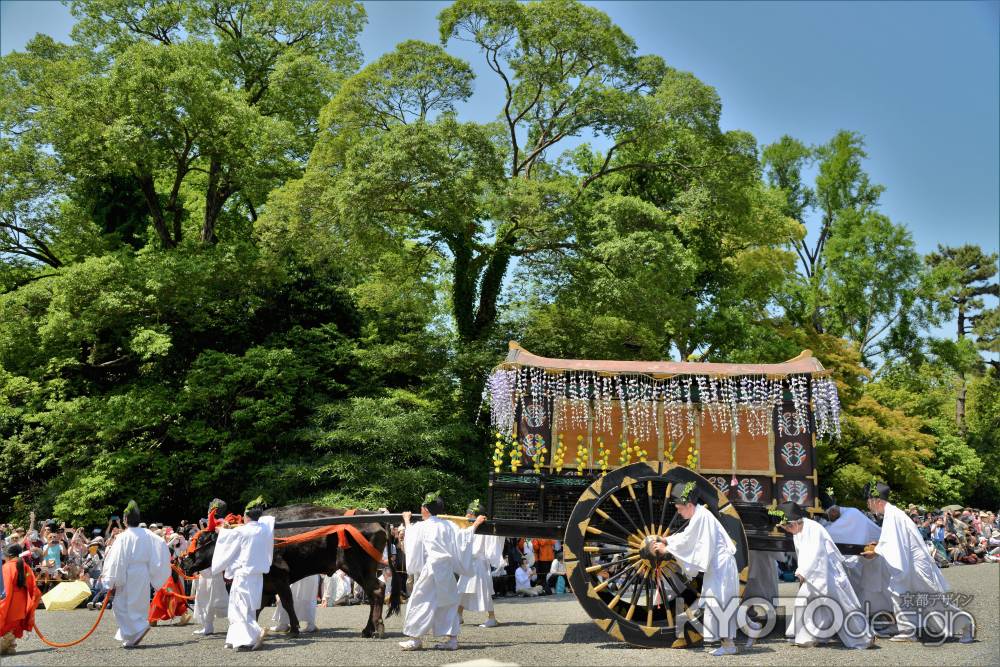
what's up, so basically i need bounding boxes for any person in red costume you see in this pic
[1,545,43,656]
[149,564,192,626]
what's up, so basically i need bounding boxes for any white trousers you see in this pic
[225,573,263,648]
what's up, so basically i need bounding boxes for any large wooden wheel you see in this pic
[563,462,749,648]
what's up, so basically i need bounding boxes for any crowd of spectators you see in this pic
[0,511,205,608]
[906,505,1000,566]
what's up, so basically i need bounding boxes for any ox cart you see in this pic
[250,341,848,647]
[472,342,847,647]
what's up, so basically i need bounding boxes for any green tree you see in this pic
[966,370,1000,506]
[764,131,935,367]
[299,0,799,415]
[925,244,1000,427]
[1,0,366,252]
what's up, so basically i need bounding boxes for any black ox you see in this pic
[179,504,400,638]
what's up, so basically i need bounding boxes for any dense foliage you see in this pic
[1,0,997,523]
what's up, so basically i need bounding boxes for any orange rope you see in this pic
[172,563,200,581]
[33,590,113,648]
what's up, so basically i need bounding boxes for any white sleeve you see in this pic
[260,516,275,572]
[100,536,126,588]
[486,536,505,568]
[448,523,475,577]
[404,522,424,574]
[211,528,241,577]
[794,521,827,582]
[148,531,171,589]
[874,507,905,574]
[665,507,713,577]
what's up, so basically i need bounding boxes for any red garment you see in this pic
[206,507,221,533]
[148,569,188,623]
[0,559,42,638]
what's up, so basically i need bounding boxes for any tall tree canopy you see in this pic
[0,0,996,521]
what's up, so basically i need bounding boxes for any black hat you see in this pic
[244,496,266,521]
[466,498,485,517]
[773,501,806,524]
[819,487,838,511]
[123,500,141,527]
[862,479,890,501]
[671,481,699,505]
[422,490,444,516]
[5,544,23,559]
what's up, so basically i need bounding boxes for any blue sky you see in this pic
[3,0,998,339]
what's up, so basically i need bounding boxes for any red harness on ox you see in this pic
[272,509,387,565]
[188,508,386,565]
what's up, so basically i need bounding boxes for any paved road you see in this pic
[9,563,997,666]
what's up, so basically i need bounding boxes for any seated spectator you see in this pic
[547,555,567,593]
[986,529,1000,562]
[969,535,987,561]
[321,570,354,607]
[514,558,543,597]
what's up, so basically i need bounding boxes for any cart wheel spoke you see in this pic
[564,463,748,648]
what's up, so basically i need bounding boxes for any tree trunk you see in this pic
[956,379,967,435]
[201,157,227,244]
[451,243,476,342]
[136,172,176,249]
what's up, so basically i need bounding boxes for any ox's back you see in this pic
[266,504,388,582]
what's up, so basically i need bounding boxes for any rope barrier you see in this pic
[33,590,113,648]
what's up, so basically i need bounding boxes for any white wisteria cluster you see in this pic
[483,368,843,442]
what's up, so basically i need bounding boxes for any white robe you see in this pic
[192,569,229,632]
[192,529,229,633]
[825,507,893,617]
[272,575,319,631]
[271,574,320,632]
[459,528,504,613]
[402,516,474,638]
[874,502,971,637]
[211,516,275,648]
[665,504,739,641]
[101,526,170,644]
[785,519,873,648]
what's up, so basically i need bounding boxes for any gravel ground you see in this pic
[9,562,996,666]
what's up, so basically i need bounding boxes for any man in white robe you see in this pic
[647,481,740,656]
[457,500,504,628]
[775,501,874,649]
[271,575,319,633]
[210,496,275,651]
[192,498,229,636]
[399,492,482,651]
[101,500,170,648]
[862,481,974,643]
[820,489,893,622]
